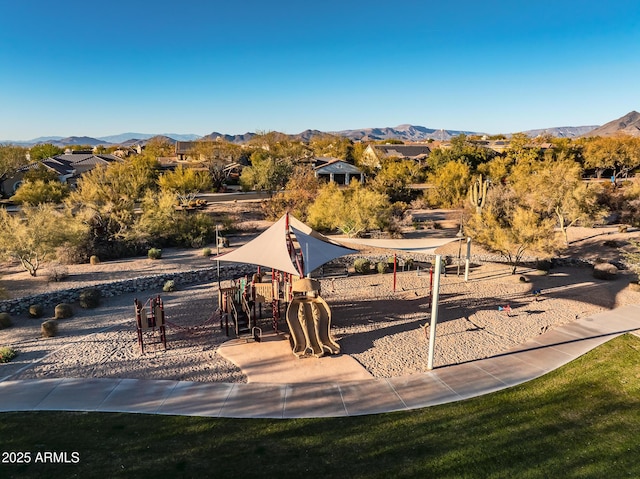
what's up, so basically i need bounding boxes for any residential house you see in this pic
[313,157,364,185]
[1,151,121,196]
[362,144,431,169]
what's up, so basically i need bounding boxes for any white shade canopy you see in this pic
[216,213,356,276]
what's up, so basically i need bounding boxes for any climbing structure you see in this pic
[285,278,340,358]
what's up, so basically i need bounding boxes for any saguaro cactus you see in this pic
[469,175,489,213]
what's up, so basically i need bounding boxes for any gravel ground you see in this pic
[1,222,639,383]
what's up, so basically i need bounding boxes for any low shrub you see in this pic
[41,320,58,337]
[202,247,212,257]
[0,347,17,363]
[353,258,371,274]
[163,280,175,292]
[46,262,69,282]
[377,262,388,274]
[54,303,73,319]
[148,248,162,260]
[29,304,44,318]
[79,288,101,308]
[90,255,101,265]
[536,259,553,272]
[0,312,13,329]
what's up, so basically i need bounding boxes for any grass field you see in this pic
[1,334,639,478]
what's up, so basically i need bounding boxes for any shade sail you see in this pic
[216,214,357,276]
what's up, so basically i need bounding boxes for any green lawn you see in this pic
[2,334,639,479]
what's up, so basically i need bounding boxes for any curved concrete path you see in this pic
[1,305,638,418]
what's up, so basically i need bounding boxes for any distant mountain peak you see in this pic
[582,111,640,138]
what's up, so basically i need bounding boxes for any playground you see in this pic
[1,204,639,384]
[2,243,639,385]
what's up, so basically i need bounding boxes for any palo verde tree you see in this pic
[29,143,64,161]
[0,144,28,193]
[0,204,87,276]
[158,165,211,195]
[370,158,423,204]
[307,181,391,237]
[426,160,472,207]
[512,158,606,245]
[262,166,322,221]
[465,184,560,274]
[240,150,295,193]
[582,135,640,180]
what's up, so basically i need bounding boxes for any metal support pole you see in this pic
[464,237,471,282]
[393,253,397,292]
[427,254,442,370]
[216,224,221,289]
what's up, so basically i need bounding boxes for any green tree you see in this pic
[141,136,175,160]
[0,144,28,187]
[158,166,211,194]
[131,190,214,248]
[427,134,495,171]
[309,135,353,159]
[426,160,471,207]
[0,204,87,276]
[371,159,422,203]
[29,143,63,161]
[466,185,560,274]
[583,135,640,180]
[23,163,59,183]
[515,159,606,244]
[11,179,70,205]
[240,151,294,192]
[504,132,541,165]
[307,182,391,237]
[263,166,322,221]
[64,159,156,245]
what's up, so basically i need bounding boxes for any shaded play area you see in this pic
[215,213,355,358]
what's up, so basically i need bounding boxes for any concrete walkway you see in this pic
[1,304,638,419]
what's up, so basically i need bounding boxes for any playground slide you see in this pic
[286,297,340,358]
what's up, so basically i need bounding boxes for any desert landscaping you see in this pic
[1,203,639,385]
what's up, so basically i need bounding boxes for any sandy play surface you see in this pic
[1,220,639,384]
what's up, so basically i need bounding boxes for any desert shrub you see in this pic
[202,247,212,257]
[29,304,44,318]
[41,320,58,337]
[404,258,414,270]
[56,243,90,265]
[377,262,388,274]
[148,248,162,260]
[174,213,215,248]
[536,259,553,272]
[79,288,101,308]
[163,280,175,292]
[0,312,13,328]
[353,258,371,274]
[0,347,17,363]
[54,303,73,319]
[90,255,100,265]
[46,262,69,282]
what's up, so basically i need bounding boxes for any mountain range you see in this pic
[3,111,639,147]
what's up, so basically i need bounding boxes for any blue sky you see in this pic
[1,0,639,140]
